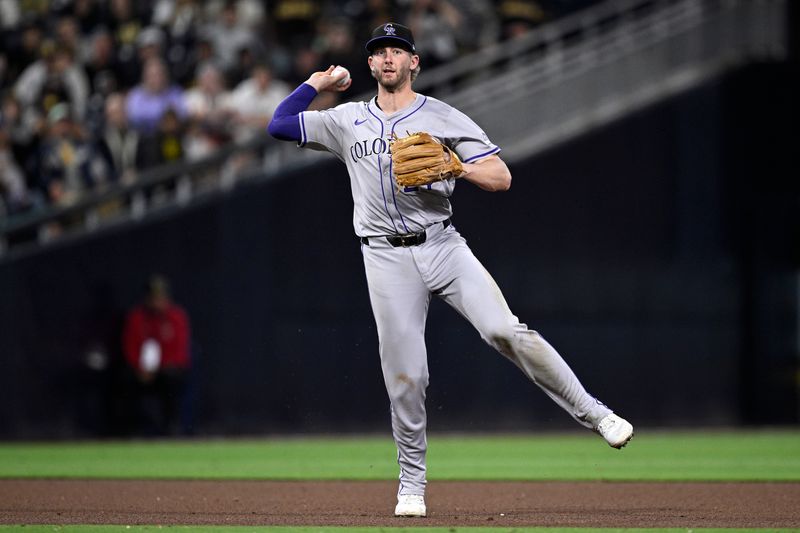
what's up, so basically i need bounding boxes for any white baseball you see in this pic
[332,66,350,87]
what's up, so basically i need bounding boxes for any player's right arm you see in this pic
[304,65,352,93]
[267,66,351,142]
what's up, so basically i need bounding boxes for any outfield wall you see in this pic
[0,65,796,438]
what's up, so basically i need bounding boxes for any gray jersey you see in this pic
[299,94,500,237]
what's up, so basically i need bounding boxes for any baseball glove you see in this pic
[390,132,463,188]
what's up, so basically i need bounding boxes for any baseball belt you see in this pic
[360,219,451,247]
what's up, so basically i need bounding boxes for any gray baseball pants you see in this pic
[361,221,613,496]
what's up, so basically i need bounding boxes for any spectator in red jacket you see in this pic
[122,274,191,435]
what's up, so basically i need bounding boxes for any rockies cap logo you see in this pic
[384,24,397,36]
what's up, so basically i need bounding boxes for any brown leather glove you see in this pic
[390,132,463,188]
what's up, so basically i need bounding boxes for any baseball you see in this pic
[332,66,350,87]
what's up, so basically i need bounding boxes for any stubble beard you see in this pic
[376,67,411,93]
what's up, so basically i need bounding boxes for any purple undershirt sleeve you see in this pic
[267,83,318,142]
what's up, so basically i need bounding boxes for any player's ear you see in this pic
[410,54,420,69]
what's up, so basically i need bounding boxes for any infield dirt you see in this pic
[2,479,799,528]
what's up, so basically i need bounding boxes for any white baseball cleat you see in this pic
[395,494,426,517]
[597,413,634,449]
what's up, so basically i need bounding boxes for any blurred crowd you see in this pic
[0,0,597,219]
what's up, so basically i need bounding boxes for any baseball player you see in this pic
[268,22,634,518]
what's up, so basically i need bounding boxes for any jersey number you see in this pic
[403,184,433,193]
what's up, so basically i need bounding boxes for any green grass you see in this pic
[1,431,798,531]
[0,429,798,481]
[0,525,796,533]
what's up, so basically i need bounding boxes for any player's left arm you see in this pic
[442,106,510,192]
[459,154,512,192]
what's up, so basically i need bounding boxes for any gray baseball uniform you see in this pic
[299,94,613,496]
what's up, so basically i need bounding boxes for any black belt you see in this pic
[361,219,451,247]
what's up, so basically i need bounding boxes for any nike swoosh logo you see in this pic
[354,118,368,126]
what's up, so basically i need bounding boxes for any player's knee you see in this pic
[387,371,428,399]
[486,327,517,356]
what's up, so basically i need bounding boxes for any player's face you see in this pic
[369,47,418,91]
